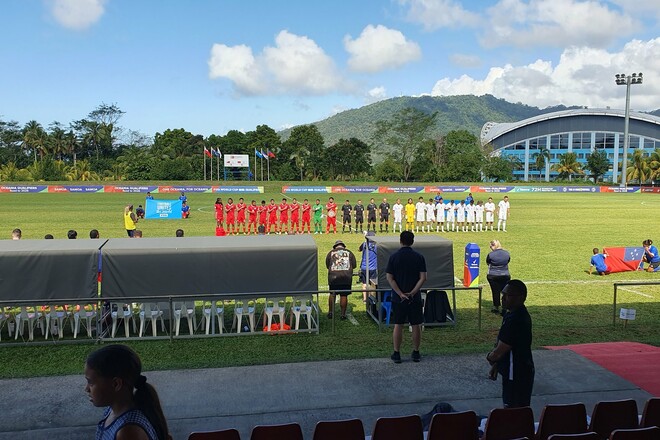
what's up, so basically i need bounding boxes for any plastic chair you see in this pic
[427,410,479,440]
[371,414,424,440]
[588,399,638,439]
[641,398,660,429]
[73,303,97,339]
[291,295,314,330]
[173,301,197,336]
[250,423,303,440]
[536,403,588,440]
[482,407,535,440]
[264,297,286,331]
[609,426,660,439]
[202,300,225,335]
[139,303,165,337]
[547,433,599,439]
[381,290,393,325]
[0,306,12,340]
[43,304,70,339]
[232,298,255,333]
[313,418,364,440]
[14,305,44,341]
[188,428,241,439]
[111,302,134,338]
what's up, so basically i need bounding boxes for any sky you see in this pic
[1,0,659,139]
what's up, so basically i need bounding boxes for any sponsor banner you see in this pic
[425,186,471,193]
[470,186,514,193]
[224,154,250,167]
[641,187,660,193]
[600,186,641,193]
[158,186,213,193]
[0,185,48,193]
[513,187,556,192]
[378,186,425,193]
[212,186,264,193]
[48,185,104,193]
[145,199,182,219]
[559,186,600,193]
[104,185,159,193]
[463,243,480,288]
[282,186,331,193]
[330,186,379,193]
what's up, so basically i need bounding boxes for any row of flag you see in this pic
[203,147,222,158]
[255,149,276,160]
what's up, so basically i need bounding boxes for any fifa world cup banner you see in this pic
[145,199,182,219]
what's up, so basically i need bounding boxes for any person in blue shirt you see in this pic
[145,192,154,200]
[179,191,187,203]
[641,239,660,272]
[359,231,378,303]
[465,192,474,204]
[589,248,609,275]
[181,201,190,219]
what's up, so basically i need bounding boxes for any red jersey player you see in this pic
[267,199,278,233]
[257,200,268,229]
[278,198,289,234]
[236,197,247,234]
[214,198,224,227]
[326,196,337,234]
[289,198,300,233]
[225,197,236,234]
[301,199,311,233]
[247,200,258,234]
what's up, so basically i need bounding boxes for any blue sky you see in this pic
[1,0,659,140]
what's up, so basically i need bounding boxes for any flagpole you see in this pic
[261,154,264,181]
[217,150,220,181]
[203,148,207,181]
[267,154,270,181]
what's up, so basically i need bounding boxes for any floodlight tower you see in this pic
[615,72,643,188]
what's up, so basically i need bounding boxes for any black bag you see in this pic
[421,402,455,430]
[424,290,454,323]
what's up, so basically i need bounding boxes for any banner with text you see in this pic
[223,154,249,167]
[145,199,182,219]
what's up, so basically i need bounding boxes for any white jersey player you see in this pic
[392,199,404,233]
[456,200,466,231]
[497,196,510,232]
[466,200,476,231]
[475,201,485,231]
[435,197,445,232]
[415,197,426,232]
[446,200,456,231]
[484,197,496,231]
[425,198,436,232]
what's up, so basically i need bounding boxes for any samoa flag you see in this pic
[602,247,644,273]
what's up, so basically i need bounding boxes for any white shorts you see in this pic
[394,214,402,223]
[486,212,494,222]
[426,214,435,222]
[416,213,425,222]
[499,214,507,221]
[467,213,475,222]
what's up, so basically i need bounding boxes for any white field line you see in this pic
[617,287,655,298]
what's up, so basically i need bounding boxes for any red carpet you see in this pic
[545,342,660,396]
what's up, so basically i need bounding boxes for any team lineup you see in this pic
[207,193,511,235]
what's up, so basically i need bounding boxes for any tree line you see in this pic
[1,104,658,183]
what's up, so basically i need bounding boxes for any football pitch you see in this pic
[0,186,659,378]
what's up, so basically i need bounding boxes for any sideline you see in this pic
[617,287,655,299]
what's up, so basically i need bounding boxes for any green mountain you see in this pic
[279,94,582,146]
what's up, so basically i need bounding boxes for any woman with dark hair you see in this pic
[486,239,511,314]
[85,344,170,440]
[641,239,660,272]
[214,198,224,227]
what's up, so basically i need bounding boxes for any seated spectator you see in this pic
[89,229,100,239]
[11,228,21,240]
[135,205,145,219]
[44,234,54,239]
[67,230,78,239]
[181,201,190,219]
[175,229,184,237]
[134,230,143,238]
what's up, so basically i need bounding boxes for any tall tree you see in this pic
[533,148,550,181]
[373,107,437,181]
[22,120,46,163]
[552,152,583,181]
[584,150,609,183]
[437,130,484,182]
[625,149,651,184]
[321,138,371,180]
[283,125,325,180]
[648,148,660,184]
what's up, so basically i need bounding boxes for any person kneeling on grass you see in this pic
[641,239,660,272]
[181,201,190,219]
[589,248,609,275]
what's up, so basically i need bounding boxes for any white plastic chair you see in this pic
[264,297,286,331]
[43,305,70,339]
[291,296,315,330]
[73,303,97,339]
[202,300,224,335]
[15,306,44,341]
[138,303,164,337]
[110,303,134,338]
[232,298,255,333]
[173,301,197,336]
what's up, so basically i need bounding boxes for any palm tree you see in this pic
[647,148,660,185]
[22,120,46,163]
[66,160,96,181]
[0,162,20,181]
[48,125,67,160]
[533,148,550,181]
[552,152,583,181]
[64,130,81,168]
[625,149,651,185]
[290,148,310,181]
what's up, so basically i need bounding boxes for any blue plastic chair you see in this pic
[381,291,393,324]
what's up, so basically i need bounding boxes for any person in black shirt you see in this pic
[341,200,352,233]
[367,198,377,232]
[486,279,534,408]
[326,240,357,320]
[354,199,365,233]
[379,198,390,232]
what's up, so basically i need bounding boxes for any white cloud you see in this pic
[610,0,660,18]
[208,30,345,96]
[431,38,660,110]
[344,25,421,72]
[50,0,107,30]
[481,0,638,48]
[449,53,482,68]
[366,86,388,104]
[399,0,480,29]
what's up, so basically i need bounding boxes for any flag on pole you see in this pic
[267,150,276,159]
[204,147,212,158]
[212,148,221,157]
[255,149,263,159]
[261,149,268,161]
[215,148,222,158]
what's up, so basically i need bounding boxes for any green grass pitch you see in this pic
[0,184,658,378]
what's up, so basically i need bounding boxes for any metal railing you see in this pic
[612,281,660,327]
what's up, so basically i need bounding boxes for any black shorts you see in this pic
[355,216,364,224]
[649,261,660,269]
[380,214,389,221]
[343,215,351,223]
[127,229,135,238]
[502,370,535,408]
[359,269,376,284]
[392,298,423,325]
[368,215,377,223]
[329,283,352,296]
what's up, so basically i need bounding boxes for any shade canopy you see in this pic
[101,235,318,298]
[0,239,106,301]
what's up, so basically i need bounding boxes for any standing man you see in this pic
[379,198,390,233]
[326,197,338,234]
[278,198,290,234]
[225,198,236,234]
[124,204,138,238]
[386,231,427,363]
[497,196,510,232]
[484,197,496,231]
[247,200,258,234]
[415,197,426,233]
[341,200,353,233]
[267,198,278,234]
[179,191,187,203]
[290,198,300,233]
[312,199,323,234]
[366,198,377,232]
[354,199,365,233]
[392,198,404,233]
[326,240,357,320]
[236,198,247,234]
[301,199,311,233]
[486,279,534,408]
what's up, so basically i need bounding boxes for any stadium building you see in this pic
[480,108,660,182]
